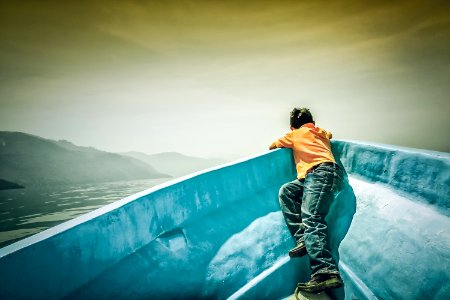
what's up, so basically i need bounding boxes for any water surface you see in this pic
[0,178,170,248]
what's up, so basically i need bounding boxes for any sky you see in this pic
[1,0,449,159]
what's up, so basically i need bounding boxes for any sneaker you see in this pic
[295,273,343,294]
[288,240,307,257]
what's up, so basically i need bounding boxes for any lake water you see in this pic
[0,178,170,248]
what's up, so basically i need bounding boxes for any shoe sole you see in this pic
[296,278,343,293]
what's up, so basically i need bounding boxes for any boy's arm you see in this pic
[269,132,294,150]
[321,128,332,139]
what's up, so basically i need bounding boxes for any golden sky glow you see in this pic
[1,0,449,157]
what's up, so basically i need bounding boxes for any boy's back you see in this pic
[272,122,335,179]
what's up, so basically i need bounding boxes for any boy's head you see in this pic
[290,107,314,129]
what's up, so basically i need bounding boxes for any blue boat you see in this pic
[0,141,449,299]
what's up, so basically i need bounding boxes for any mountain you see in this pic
[122,151,227,178]
[0,179,24,190]
[0,132,171,186]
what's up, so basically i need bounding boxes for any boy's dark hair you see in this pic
[290,107,314,129]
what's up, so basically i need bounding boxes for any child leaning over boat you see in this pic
[269,107,345,294]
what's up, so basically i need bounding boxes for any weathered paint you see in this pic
[0,141,448,299]
[332,141,450,300]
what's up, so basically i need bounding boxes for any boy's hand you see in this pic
[269,142,278,150]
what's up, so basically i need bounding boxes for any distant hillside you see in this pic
[122,151,227,178]
[0,179,24,190]
[0,132,171,186]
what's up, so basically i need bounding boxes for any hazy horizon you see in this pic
[1,0,449,159]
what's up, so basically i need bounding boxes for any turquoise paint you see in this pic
[332,141,450,299]
[0,142,448,299]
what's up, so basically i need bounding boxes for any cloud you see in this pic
[0,0,449,155]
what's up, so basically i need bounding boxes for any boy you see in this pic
[269,108,345,293]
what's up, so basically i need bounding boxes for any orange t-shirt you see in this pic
[273,123,335,179]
